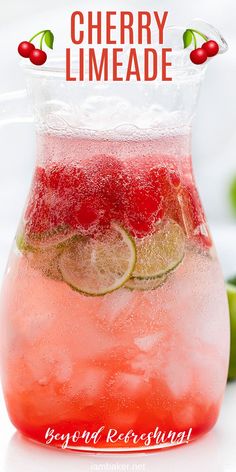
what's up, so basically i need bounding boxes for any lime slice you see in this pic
[59,223,136,296]
[226,281,236,380]
[23,225,78,250]
[16,227,78,282]
[25,246,64,281]
[125,275,167,291]
[132,219,185,279]
[16,232,36,253]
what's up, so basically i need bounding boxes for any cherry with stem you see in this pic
[18,29,54,66]
[183,28,219,65]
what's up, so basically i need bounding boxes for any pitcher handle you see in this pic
[0,90,33,127]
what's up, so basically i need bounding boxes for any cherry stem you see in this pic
[29,29,48,44]
[190,29,208,42]
[192,32,197,49]
[40,31,46,50]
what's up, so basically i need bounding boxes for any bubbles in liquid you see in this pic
[0,130,229,447]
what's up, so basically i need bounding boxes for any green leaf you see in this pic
[44,30,54,49]
[226,283,236,380]
[229,176,236,216]
[183,29,193,49]
[228,277,236,286]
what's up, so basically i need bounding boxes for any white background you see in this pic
[0,1,236,471]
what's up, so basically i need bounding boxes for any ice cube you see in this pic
[26,344,73,385]
[55,356,73,382]
[173,404,196,429]
[164,359,192,398]
[68,366,107,400]
[134,333,164,352]
[109,372,148,399]
[97,289,134,325]
[191,346,227,402]
[21,311,56,343]
[130,352,159,380]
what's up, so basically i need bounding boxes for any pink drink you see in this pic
[0,132,229,451]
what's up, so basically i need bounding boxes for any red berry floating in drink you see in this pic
[183,28,220,65]
[17,30,54,66]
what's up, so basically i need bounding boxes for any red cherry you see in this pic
[25,200,51,235]
[130,185,161,215]
[25,168,49,234]
[127,218,157,238]
[202,40,219,57]
[18,41,35,58]
[89,155,123,195]
[30,166,48,200]
[47,166,63,191]
[46,163,103,233]
[47,164,89,228]
[48,165,87,198]
[150,166,182,223]
[178,185,212,248]
[86,155,126,226]
[124,166,164,237]
[29,49,47,66]
[190,48,208,65]
[68,197,101,232]
[169,170,181,188]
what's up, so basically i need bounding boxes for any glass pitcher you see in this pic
[0,24,230,452]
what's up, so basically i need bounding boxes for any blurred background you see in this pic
[0,0,236,280]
